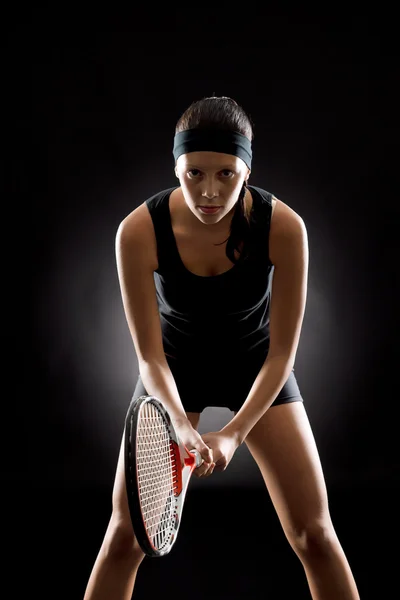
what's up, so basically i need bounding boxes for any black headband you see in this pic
[173,128,252,170]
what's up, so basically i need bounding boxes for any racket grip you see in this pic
[189,449,203,468]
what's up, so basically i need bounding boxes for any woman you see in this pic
[83,96,360,599]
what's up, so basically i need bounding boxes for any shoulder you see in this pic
[269,195,308,266]
[117,185,173,238]
[116,198,159,272]
[117,201,151,240]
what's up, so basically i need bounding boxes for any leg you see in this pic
[240,401,360,600]
[83,428,146,600]
[83,410,201,599]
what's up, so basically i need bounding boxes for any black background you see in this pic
[8,7,399,599]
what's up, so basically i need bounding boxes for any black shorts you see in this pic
[131,355,303,414]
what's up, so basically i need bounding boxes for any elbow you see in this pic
[266,351,296,372]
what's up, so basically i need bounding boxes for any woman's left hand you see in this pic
[199,430,240,473]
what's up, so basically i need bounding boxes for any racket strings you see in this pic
[137,402,178,549]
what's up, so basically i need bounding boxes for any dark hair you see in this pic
[175,95,255,265]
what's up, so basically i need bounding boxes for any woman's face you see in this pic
[175,151,250,227]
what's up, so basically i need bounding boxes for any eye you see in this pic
[187,169,234,178]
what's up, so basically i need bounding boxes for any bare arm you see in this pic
[223,204,309,444]
[115,207,189,425]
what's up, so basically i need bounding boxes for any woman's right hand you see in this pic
[173,418,216,478]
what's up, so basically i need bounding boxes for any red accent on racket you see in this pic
[124,395,203,557]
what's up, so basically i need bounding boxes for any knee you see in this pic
[288,520,337,559]
[103,513,146,562]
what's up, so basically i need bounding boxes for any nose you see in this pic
[202,191,218,200]
[202,185,219,199]
[200,175,221,200]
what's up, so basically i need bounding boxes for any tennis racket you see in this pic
[124,394,203,557]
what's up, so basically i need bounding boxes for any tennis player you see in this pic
[83,96,360,599]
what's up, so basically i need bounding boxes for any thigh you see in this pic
[241,402,332,541]
[112,376,148,521]
[111,428,132,522]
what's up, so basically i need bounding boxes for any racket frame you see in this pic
[124,394,201,557]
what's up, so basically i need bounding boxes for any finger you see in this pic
[205,463,216,477]
[199,462,216,478]
[194,461,213,478]
[200,446,213,464]
[205,463,215,477]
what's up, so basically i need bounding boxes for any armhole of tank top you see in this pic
[143,189,174,274]
[271,194,277,219]
[142,197,161,274]
[248,186,273,267]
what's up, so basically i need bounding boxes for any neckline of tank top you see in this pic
[164,184,270,281]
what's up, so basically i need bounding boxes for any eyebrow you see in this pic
[185,164,237,170]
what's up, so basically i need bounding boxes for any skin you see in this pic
[174,150,251,235]
[173,150,251,477]
[175,152,359,598]
[84,149,360,600]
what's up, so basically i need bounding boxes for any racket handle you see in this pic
[187,449,203,468]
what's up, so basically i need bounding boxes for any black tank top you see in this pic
[145,184,274,367]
